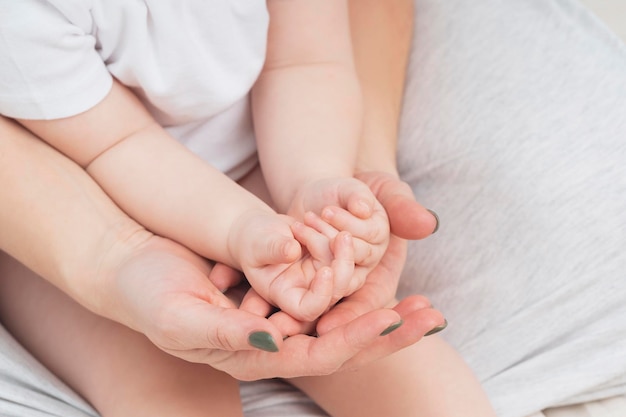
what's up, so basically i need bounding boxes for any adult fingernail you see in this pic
[426,209,440,234]
[248,331,279,352]
[425,319,448,336]
[380,320,404,336]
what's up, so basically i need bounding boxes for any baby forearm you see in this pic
[17,81,273,269]
[85,123,274,268]
[252,0,363,213]
[252,64,363,212]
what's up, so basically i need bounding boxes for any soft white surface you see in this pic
[396,0,626,415]
[529,395,626,417]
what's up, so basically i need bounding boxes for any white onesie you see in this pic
[0,0,269,179]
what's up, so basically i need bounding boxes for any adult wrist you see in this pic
[71,221,154,323]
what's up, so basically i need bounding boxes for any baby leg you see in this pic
[0,251,243,417]
[288,333,496,417]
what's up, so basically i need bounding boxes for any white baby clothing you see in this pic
[0,0,268,179]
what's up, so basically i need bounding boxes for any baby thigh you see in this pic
[0,251,243,417]
[287,335,495,417]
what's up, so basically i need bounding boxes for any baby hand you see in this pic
[289,177,390,297]
[229,210,354,322]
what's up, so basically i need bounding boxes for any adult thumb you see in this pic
[360,172,438,239]
[149,294,284,359]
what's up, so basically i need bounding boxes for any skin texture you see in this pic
[0,0,495,415]
[16,0,390,324]
[0,114,445,381]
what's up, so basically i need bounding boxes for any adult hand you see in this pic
[356,171,438,240]
[97,232,442,381]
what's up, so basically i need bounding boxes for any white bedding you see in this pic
[529,395,626,417]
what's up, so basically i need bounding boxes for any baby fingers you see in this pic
[290,220,333,265]
[272,266,335,322]
[297,214,357,302]
[320,206,388,245]
[336,180,377,219]
[330,231,356,303]
[307,209,387,267]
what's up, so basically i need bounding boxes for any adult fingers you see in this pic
[339,299,445,371]
[182,301,436,381]
[237,307,404,380]
[316,283,386,335]
[148,293,285,359]
[357,171,438,239]
[268,310,317,337]
[207,262,244,292]
[239,287,275,318]
[316,236,408,334]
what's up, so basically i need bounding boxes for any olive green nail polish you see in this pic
[426,209,440,234]
[425,319,448,336]
[248,331,279,352]
[380,320,404,336]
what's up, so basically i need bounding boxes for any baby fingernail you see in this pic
[426,209,440,234]
[425,319,448,336]
[380,320,404,336]
[358,199,371,213]
[248,331,279,352]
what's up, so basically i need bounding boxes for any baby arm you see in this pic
[16,80,348,321]
[17,80,273,268]
[252,0,362,211]
[252,0,389,301]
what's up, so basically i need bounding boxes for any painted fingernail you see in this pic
[380,320,404,336]
[248,331,279,352]
[425,319,448,336]
[426,209,440,234]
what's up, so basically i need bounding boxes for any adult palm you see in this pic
[103,233,440,381]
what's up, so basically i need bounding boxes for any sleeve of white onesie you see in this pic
[0,0,112,120]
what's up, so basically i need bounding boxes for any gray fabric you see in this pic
[240,379,327,417]
[0,325,97,417]
[396,0,626,416]
[1,1,625,416]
